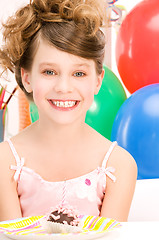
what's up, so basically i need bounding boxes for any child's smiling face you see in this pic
[21,38,104,126]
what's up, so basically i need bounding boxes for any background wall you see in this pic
[0,0,28,138]
[0,0,143,139]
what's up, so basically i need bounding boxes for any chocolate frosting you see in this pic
[47,210,76,225]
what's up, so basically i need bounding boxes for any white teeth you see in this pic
[60,101,64,107]
[52,100,76,108]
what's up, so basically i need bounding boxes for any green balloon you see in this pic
[30,101,39,123]
[29,65,127,140]
[85,65,127,140]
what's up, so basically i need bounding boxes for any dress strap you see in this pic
[102,141,117,169]
[6,139,25,182]
[6,139,21,164]
[98,141,117,183]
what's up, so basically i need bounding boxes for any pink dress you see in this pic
[7,139,117,217]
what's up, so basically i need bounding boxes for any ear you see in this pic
[21,68,32,93]
[94,68,105,95]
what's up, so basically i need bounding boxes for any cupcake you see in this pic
[41,205,83,233]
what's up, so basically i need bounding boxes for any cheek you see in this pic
[33,89,42,106]
[87,91,95,108]
[82,83,96,108]
[31,79,48,106]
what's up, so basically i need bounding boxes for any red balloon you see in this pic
[116,0,159,93]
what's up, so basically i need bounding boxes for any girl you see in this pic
[0,0,137,222]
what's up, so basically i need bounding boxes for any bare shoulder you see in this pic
[86,125,113,152]
[0,140,22,220]
[108,143,137,177]
[0,140,16,187]
[86,126,137,176]
[100,142,137,221]
[0,140,13,168]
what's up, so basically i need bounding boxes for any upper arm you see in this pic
[100,145,137,222]
[0,142,22,221]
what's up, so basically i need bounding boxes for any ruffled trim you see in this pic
[97,166,116,182]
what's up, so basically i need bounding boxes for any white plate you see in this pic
[2,231,110,240]
[0,215,121,240]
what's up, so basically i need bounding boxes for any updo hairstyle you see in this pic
[0,0,107,100]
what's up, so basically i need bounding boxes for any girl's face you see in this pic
[22,39,104,126]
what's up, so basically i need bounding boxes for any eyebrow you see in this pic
[73,63,92,68]
[39,62,92,68]
[39,62,57,68]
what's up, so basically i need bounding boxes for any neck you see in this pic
[33,117,87,147]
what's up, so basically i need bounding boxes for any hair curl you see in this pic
[0,0,107,100]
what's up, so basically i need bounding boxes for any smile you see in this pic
[48,100,79,110]
[52,100,77,107]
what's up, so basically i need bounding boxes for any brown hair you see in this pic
[0,0,107,100]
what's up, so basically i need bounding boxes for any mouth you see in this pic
[48,99,79,110]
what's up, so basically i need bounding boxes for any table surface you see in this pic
[108,221,159,239]
[0,221,159,240]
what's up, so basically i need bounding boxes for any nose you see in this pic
[54,75,73,93]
